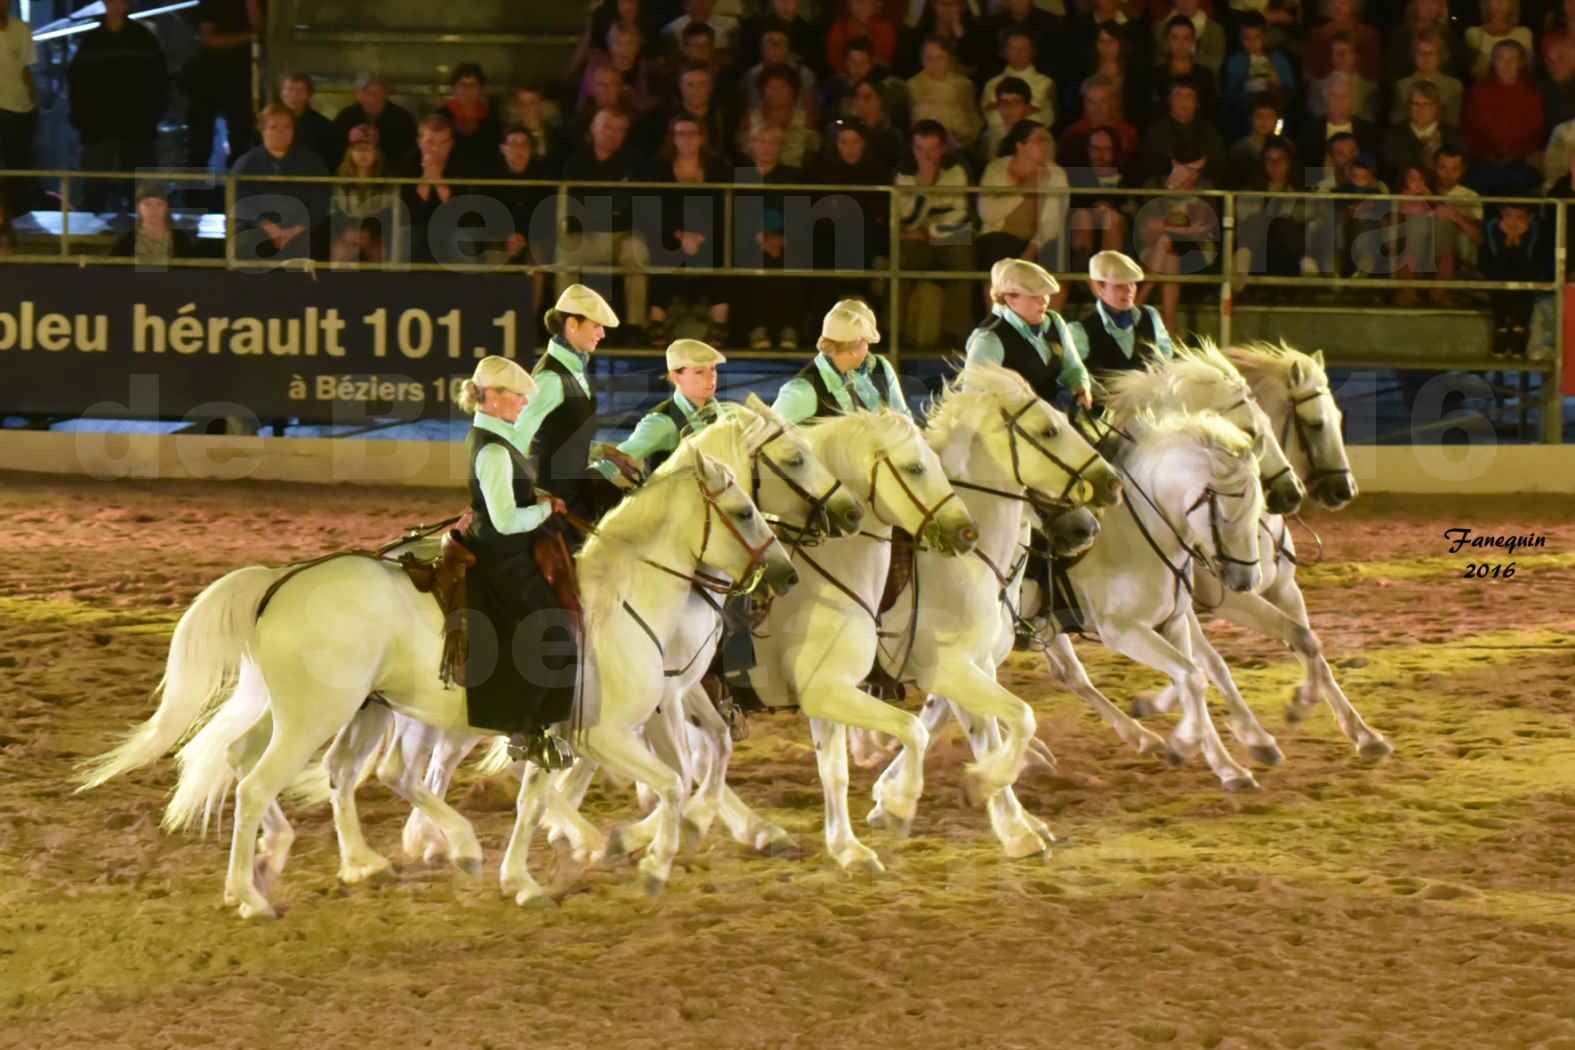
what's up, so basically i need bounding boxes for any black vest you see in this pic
[530,348,600,519]
[644,396,717,474]
[794,355,896,419]
[1080,306,1161,379]
[971,313,1068,405]
[464,426,537,563]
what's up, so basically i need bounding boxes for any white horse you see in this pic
[1133,343,1391,759]
[349,397,867,881]
[750,362,1122,869]
[77,445,798,916]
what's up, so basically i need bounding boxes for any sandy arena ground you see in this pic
[1,473,1573,1050]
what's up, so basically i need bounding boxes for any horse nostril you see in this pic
[958,525,979,546]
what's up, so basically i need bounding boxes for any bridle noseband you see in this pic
[1278,387,1355,492]
[750,425,845,546]
[950,399,1104,513]
[865,451,957,550]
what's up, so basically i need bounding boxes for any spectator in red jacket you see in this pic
[827,0,899,76]
[1303,0,1382,81]
[1462,39,1544,193]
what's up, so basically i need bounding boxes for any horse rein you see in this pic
[750,425,845,547]
[1277,386,1355,492]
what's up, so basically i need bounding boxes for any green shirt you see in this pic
[472,410,552,535]
[1067,301,1174,363]
[964,303,1092,397]
[514,339,592,442]
[595,392,737,480]
[771,353,912,425]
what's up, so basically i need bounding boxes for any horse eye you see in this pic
[1306,421,1325,432]
[1040,425,1058,439]
[904,463,926,476]
[734,509,753,522]
[787,455,805,468]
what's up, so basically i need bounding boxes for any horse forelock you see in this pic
[1226,341,1328,396]
[926,360,1033,453]
[811,409,919,479]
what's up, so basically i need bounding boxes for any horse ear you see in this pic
[693,449,733,491]
[1288,359,1306,387]
[1311,349,1326,369]
[744,392,770,415]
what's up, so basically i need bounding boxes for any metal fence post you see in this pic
[1547,201,1567,444]
[1220,192,1234,348]
[887,186,901,376]
[224,174,237,269]
[60,173,71,258]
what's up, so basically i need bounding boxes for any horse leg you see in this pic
[1182,608,1284,766]
[677,683,729,842]
[867,693,949,829]
[401,726,479,865]
[542,758,609,863]
[948,704,1055,848]
[220,711,294,887]
[799,684,929,835]
[1227,582,1393,760]
[1138,615,1258,791]
[323,703,394,884]
[374,724,483,877]
[809,717,883,874]
[580,722,686,894]
[499,761,552,904]
[225,704,347,919]
[1040,634,1169,758]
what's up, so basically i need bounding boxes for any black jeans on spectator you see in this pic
[0,107,38,215]
[186,68,255,170]
[80,138,157,214]
[1491,292,1535,357]
[731,251,805,341]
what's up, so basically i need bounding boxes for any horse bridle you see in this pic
[864,451,958,550]
[950,399,1105,513]
[750,426,845,547]
[1278,387,1355,492]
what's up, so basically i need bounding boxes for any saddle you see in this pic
[865,529,916,704]
[397,530,476,689]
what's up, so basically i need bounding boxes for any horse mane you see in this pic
[924,359,1036,454]
[808,409,922,481]
[577,463,705,627]
[1224,341,1329,392]
[1129,408,1259,501]
[1103,339,1249,420]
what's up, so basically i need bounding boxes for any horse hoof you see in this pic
[605,826,636,861]
[454,855,484,879]
[640,871,668,897]
[1130,692,1161,719]
[1358,737,1394,762]
[1164,746,1187,767]
[843,853,885,877]
[866,804,913,837]
[237,898,277,921]
[514,887,554,908]
[1249,744,1285,767]
[1284,698,1315,725]
[1222,774,1260,793]
[339,855,392,885]
[1003,832,1050,861]
[761,836,803,860]
[680,819,706,853]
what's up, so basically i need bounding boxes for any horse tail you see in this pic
[473,734,515,777]
[163,657,271,835]
[77,565,285,792]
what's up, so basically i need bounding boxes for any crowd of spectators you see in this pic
[9,0,1575,354]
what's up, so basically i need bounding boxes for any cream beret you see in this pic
[549,283,620,327]
[832,297,881,343]
[666,338,727,370]
[470,355,537,397]
[990,258,1059,301]
[1089,250,1144,283]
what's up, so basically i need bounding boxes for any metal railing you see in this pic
[1,169,1567,441]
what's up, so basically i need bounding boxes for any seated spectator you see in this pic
[738,64,822,167]
[568,65,634,150]
[981,29,1056,133]
[828,0,900,75]
[900,0,993,79]
[399,113,485,266]
[1390,162,1448,304]
[981,77,1040,168]
[1223,11,1297,138]
[1082,20,1148,127]
[1382,82,1462,185]
[983,0,1062,77]
[1387,0,1466,83]
[1462,40,1544,193]
[1067,125,1135,269]
[67,0,166,214]
[1541,0,1575,68]
[1065,0,1150,95]
[733,124,809,350]
[907,37,983,149]
[1307,34,1376,123]
[1537,35,1575,133]
[1139,140,1218,332]
[639,114,732,347]
[1299,74,1380,174]
[810,117,893,316]
[443,64,504,175]
[1235,135,1313,285]
[741,21,818,120]
[977,120,1072,307]
[1146,18,1220,122]
[1228,93,1285,188]
[1059,75,1140,168]
[1142,78,1228,183]
[664,0,739,55]
[1325,150,1390,276]
[557,107,650,340]
[669,64,737,166]
[329,124,397,264]
[1433,145,1484,274]
[738,0,817,74]
[581,23,665,116]
[849,77,908,171]
[329,73,417,172]
[570,0,663,81]
[278,73,335,165]
[1480,198,1551,356]
[233,103,329,262]
[1389,32,1465,127]
[1153,0,1227,76]
[491,123,554,268]
[1312,130,1362,189]
[1303,0,1382,81]
[1464,0,1533,82]
[112,184,194,263]
[676,21,735,101]
[896,119,976,346]
[507,84,562,172]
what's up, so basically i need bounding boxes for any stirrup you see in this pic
[508,730,575,770]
